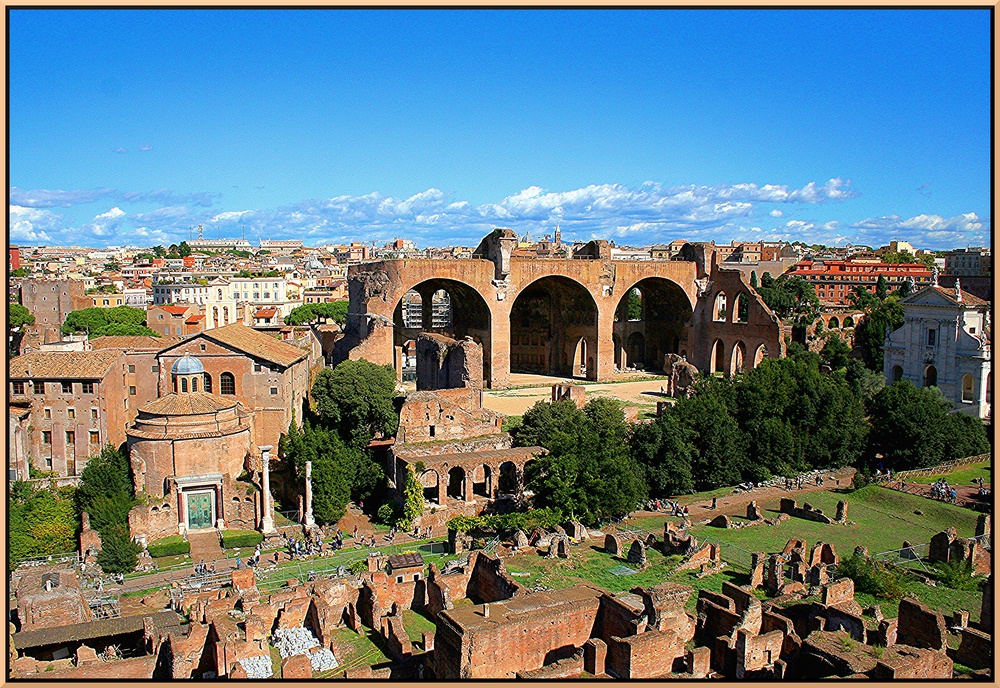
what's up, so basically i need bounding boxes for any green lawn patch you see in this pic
[327,627,392,674]
[905,460,991,486]
[401,609,436,647]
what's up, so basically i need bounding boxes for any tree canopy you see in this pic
[310,360,399,450]
[76,445,140,573]
[851,291,905,371]
[9,482,79,568]
[515,398,647,525]
[866,381,989,470]
[285,300,348,326]
[757,274,821,328]
[61,306,158,338]
[9,302,34,329]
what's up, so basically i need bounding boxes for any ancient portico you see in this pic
[342,229,785,388]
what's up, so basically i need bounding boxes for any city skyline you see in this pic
[9,8,992,250]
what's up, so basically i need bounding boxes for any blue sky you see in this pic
[8,8,992,250]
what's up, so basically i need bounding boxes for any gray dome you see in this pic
[171,354,205,375]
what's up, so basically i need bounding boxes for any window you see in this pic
[42,431,52,445]
[923,365,938,388]
[12,381,24,395]
[927,328,937,346]
[200,343,207,351]
[91,408,99,421]
[204,374,212,393]
[61,382,72,393]
[90,430,100,445]
[128,364,135,373]
[192,377,199,392]
[66,431,75,444]
[67,408,75,419]
[82,382,94,394]
[129,386,137,395]
[152,365,159,373]
[44,408,51,420]
[220,372,235,395]
[270,387,278,395]
[45,456,52,469]
[962,374,975,403]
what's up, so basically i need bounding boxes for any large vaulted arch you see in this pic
[509,276,599,380]
[613,278,693,372]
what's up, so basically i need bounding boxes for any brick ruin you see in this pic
[9,519,991,680]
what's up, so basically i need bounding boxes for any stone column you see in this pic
[304,460,316,528]
[259,445,276,534]
[178,491,188,535]
[462,475,471,502]
[215,483,225,530]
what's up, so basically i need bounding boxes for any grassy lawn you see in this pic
[151,553,192,569]
[401,608,437,648]
[323,627,392,675]
[906,460,992,486]
[683,486,980,557]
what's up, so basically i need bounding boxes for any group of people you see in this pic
[929,479,958,504]
[976,476,989,497]
[643,498,690,517]
[193,561,216,577]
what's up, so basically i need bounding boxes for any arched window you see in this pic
[962,374,975,402]
[892,365,903,382]
[204,373,212,393]
[843,316,855,329]
[220,372,235,395]
[711,339,725,374]
[828,317,840,330]
[735,292,749,323]
[731,341,746,375]
[714,293,727,322]
[753,344,767,368]
[402,290,423,329]
[923,365,937,388]
[191,376,198,392]
[223,306,229,324]
[180,377,188,393]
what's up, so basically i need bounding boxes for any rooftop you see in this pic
[89,335,182,351]
[9,350,123,380]
[139,391,240,416]
[196,323,306,367]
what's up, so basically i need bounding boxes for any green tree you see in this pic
[152,245,166,257]
[285,301,349,326]
[311,360,399,450]
[875,274,889,300]
[844,358,886,402]
[104,259,121,272]
[76,445,136,535]
[516,399,646,524]
[61,306,158,338]
[96,526,141,574]
[629,410,695,497]
[867,381,989,470]
[673,377,748,488]
[178,241,192,257]
[820,335,852,370]
[9,483,79,567]
[749,271,758,289]
[10,267,28,277]
[757,274,821,328]
[399,465,424,529]
[626,289,642,320]
[854,296,904,371]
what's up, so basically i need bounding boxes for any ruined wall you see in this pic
[396,388,502,445]
[416,332,483,390]
[606,629,687,678]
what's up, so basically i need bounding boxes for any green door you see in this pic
[187,492,214,530]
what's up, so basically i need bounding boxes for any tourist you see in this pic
[236,556,243,570]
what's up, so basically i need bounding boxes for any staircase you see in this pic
[187,531,224,564]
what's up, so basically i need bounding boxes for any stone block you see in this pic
[822,578,855,609]
[627,539,646,566]
[709,514,731,528]
[277,598,311,629]
[282,653,313,679]
[231,567,255,591]
[687,646,711,678]
[75,644,99,666]
[604,533,622,556]
[896,597,947,651]
[871,646,952,679]
[746,501,763,521]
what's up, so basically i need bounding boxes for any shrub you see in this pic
[97,527,141,574]
[377,502,399,525]
[933,559,982,591]
[447,507,564,535]
[221,529,264,550]
[836,554,906,600]
[147,535,191,558]
[348,559,369,575]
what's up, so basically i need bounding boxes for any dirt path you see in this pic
[483,375,672,417]
[620,467,859,529]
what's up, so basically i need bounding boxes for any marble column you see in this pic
[259,445,276,534]
[178,491,188,535]
[304,460,316,527]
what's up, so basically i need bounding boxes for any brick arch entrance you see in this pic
[509,275,599,380]
[613,277,692,372]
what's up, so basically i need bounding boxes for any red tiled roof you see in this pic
[186,315,206,324]
[196,323,307,367]
[139,392,240,416]
[9,350,123,380]
[928,285,989,308]
[254,307,279,318]
[90,335,182,351]
[159,305,192,315]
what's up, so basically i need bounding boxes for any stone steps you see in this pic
[187,531,224,563]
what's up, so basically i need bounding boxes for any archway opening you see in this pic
[711,339,725,375]
[923,365,937,388]
[735,292,749,323]
[510,276,598,379]
[472,465,491,498]
[962,374,975,402]
[731,341,746,376]
[753,344,767,368]
[447,466,466,500]
[892,365,903,382]
[843,316,855,329]
[612,278,692,373]
[498,461,519,495]
[393,278,492,385]
[828,316,840,330]
[420,470,440,504]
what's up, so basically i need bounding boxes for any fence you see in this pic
[875,454,990,484]
[872,533,990,577]
[699,538,755,572]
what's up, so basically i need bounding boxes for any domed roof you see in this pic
[171,354,205,375]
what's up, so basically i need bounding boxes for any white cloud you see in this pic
[769,209,783,217]
[9,205,59,242]
[211,209,253,223]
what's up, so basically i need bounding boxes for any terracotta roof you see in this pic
[199,323,307,367]
[254,307,279,318]
[388,552,424,570]
[139,392,240,416]
[159,305,192,315]
[928,285,989,307]
[13,610,182,650]
[186,314,206,324]
[8,350,123,380]
[89,335,183,351]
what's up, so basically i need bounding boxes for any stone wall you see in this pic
[416,332,483,391]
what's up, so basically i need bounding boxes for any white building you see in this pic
[883,282,991,419]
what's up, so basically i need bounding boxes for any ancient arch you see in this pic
[393,278,492,383]
[734,292,749,323]
[509,276,598,380]
[613,277,692,372]
[498,461,519,495]
[419,469,440,504]
[962,374,975,402]
[472,464,492,498]
[731,341,747,375]
[711,339,725,375]
[447,466,466,500]
[892,365,903,383]
[714,292,727,322]
[828,316,840,330]
[843,316,855,329]
[923,365,937,388]
[753,344,768,368]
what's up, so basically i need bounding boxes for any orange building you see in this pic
[786,260,933,306]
